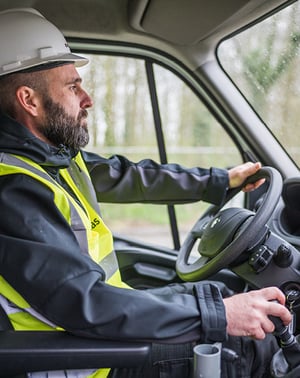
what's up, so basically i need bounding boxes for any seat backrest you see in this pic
[0,330,151,376]
[0,304,26,377]
[0,302,151,376]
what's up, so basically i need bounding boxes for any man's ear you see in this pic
[15,86,41,117]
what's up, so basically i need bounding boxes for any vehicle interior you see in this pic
[1,0,300,376]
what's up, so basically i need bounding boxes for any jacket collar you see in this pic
[0,113,76,169]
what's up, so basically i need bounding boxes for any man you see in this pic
[0,7,291,378]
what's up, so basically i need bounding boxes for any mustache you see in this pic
[79,109,88,120]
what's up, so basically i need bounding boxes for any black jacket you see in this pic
[0,113,228,344]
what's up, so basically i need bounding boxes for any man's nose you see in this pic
[81,90,93,108]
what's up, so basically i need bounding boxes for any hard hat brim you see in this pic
[0,52,88,77]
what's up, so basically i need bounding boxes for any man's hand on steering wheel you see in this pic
[176,165,283,281]
[228,161,265,192]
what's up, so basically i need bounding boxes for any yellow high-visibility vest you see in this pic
[0,152,130,378]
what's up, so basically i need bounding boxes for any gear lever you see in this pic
[269,305,300,371]
[269,315,295,347]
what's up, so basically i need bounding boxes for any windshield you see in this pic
[218,0,300,167]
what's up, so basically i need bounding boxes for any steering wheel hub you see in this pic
[200,208,254,258]
[176,167,283,281]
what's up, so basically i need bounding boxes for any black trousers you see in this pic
[108,281,280,378]
[108,334,279,378]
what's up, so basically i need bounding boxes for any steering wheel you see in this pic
[176,166,283,281]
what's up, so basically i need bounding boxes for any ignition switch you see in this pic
[249,245,273,273]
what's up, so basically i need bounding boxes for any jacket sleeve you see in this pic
[82,151,229,206]
[0,174,227,344]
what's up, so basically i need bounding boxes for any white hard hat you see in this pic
[0,8,88,76]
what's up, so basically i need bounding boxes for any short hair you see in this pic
[0,70,48,118]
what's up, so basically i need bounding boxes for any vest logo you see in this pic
[91,217,100,229]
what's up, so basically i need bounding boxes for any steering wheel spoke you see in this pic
[190,216,213,239]
[176,167,283,281]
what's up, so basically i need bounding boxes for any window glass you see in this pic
[218,1,300,166]
[153,64,242,244]
[80,54,241,248]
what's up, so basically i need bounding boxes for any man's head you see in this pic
[34,64,92,150]
[0,8,92,150]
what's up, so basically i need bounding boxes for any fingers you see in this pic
[243,161,261,175]
[251,317,277,339]
[242,178,266,192]
[224,287,292,340]
[240,161,261,177]
[252,323,273,340]
[228,161,263,189]
[251,287,292,325]
[259,286,286,305]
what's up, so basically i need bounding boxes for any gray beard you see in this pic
[37,97,89,150]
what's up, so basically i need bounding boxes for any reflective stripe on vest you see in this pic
[28,369,100,378]
[0,152,125,283]
[0,152,130,378]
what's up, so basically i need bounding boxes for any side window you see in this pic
[218,1,300,167]
[80,54,241,249]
